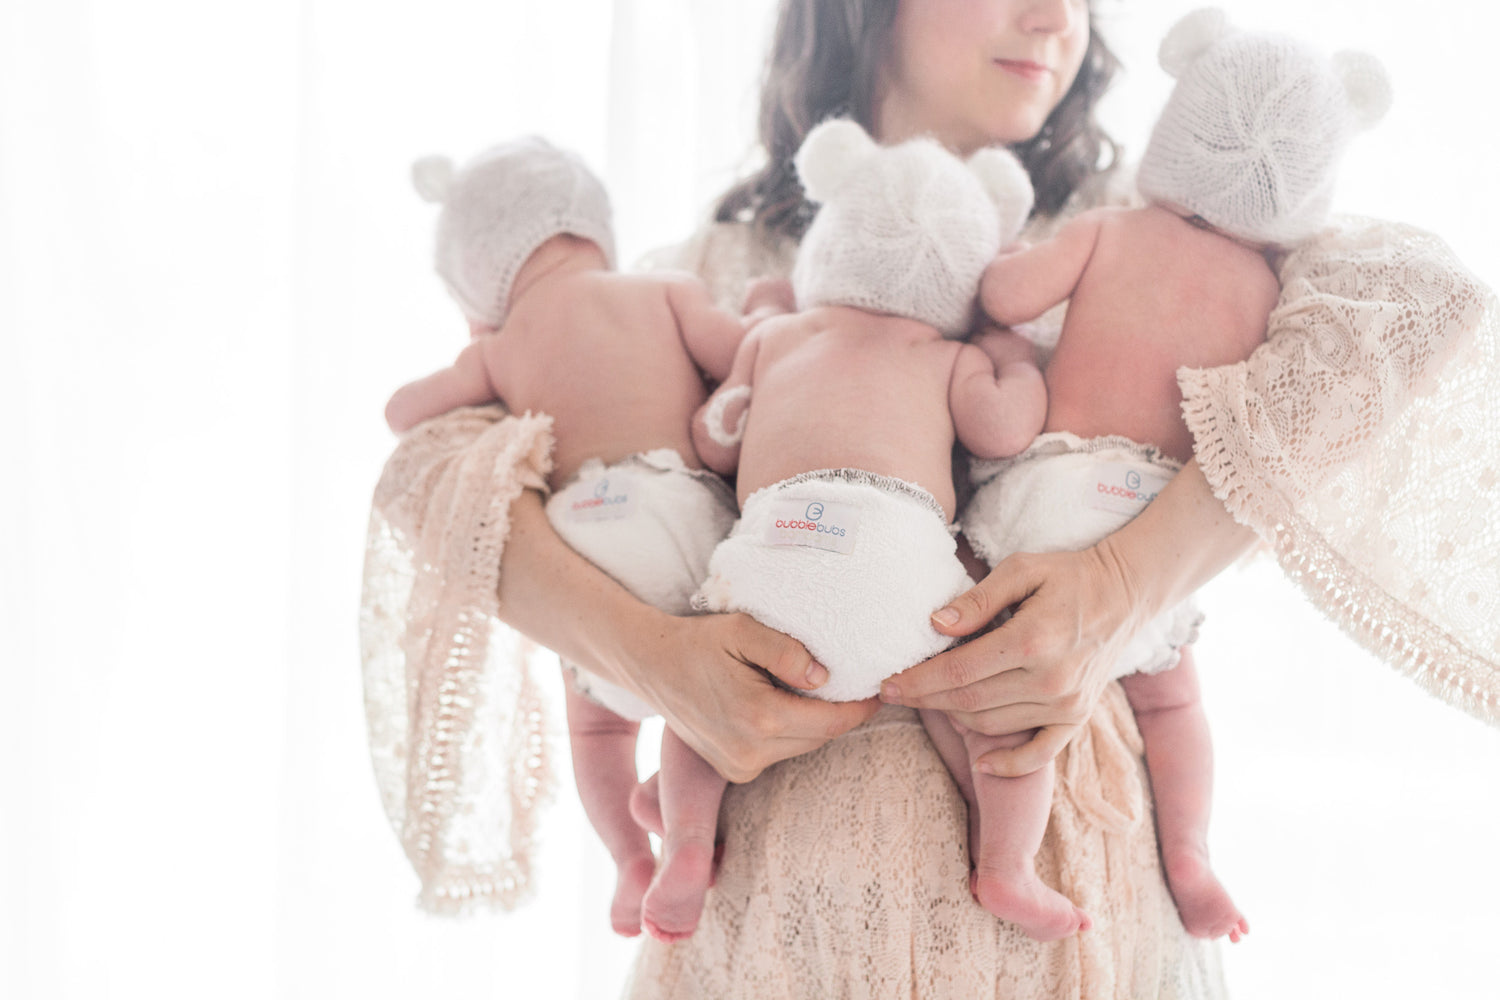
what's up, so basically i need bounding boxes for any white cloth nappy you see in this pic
[546,448,738,720]
[693,469,973,703]
[961,432,1203,680]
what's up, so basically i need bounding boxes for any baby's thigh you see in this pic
[1119,661,1201,715]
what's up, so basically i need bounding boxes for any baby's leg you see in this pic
[563,679,656,937]
[640,726,729,943]
[920,710,1090,941]
[1121,651,1247,942]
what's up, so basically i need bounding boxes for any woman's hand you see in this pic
[881,458,1258,777]
[498,490,879,784]
[622,610,881,784]
[880,543,1141,777]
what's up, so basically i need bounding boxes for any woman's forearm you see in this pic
[495,488,880,782]
[495,488,668,695]
[883,457,1257,775]
[1095,458,1258,625]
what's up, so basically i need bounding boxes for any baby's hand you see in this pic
[970,326,1038,371]
[741,277,795,324]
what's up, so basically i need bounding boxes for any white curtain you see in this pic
[2,2,1495,998]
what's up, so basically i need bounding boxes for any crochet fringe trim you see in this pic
[1181,385,1499,729]
[411,627,557,916]
[374,408,560,915]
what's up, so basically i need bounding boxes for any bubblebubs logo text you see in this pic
[567,474,635,522]
[1087,462,1170,517]
[765,496,858,553]
[772,501,849,537]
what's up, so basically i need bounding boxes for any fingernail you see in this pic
[931,606,960,627]
[806,661,829,687]
[880,682,901,705]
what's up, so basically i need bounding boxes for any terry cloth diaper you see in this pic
[693,469,973,703]
[546,448,738,720]
[961,432,1203,680]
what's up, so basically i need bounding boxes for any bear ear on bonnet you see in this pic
[1158,6,1232,78]
[966,147,1035,245]
[794,118,879,204]
[411,155,455,204]
[1332,50,1393,129]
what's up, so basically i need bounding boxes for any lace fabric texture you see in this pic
[358,199,1497,993]
[625,218,1229,998]
[360,405,557,913]
[1181,216,1500,724]
[625,699,1224,1000]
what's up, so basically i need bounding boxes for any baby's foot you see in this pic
[610,854,658,937]
[1162,844,1248,942]
[971,865,1092,942]
[640,836,717,943]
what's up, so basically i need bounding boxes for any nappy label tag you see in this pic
[764,497,859,554]
[1086,462,1171,516]
[565,472,636,523]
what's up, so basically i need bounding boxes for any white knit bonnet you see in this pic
[412,136,616,328]
[1137,8,1391,246]
[791,119,1034,338]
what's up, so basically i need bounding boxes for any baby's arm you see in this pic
[691,329,762,476]
[384,338,500,433]
[949,332,1047,460]
[666,275,750,384]
[979,210,1107,327]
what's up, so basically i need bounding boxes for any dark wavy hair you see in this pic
[715,0,1121,241]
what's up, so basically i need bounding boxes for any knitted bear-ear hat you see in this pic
[1136,7,1391,246]
[412,136,616,328]
[790,118,1034,338]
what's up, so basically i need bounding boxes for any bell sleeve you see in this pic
[359,404,559,913]
[1180,215,1500,725]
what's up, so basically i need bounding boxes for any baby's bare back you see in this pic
[735,307,965,518]
[1046,206,1280,462]
[492,271,708,487]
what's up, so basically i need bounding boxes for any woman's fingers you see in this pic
[870,547,1130,781]
[928,552,1042,639]
[937,697,1079,738]
[883,584,1042,705]
[883,637,1029,710]
[731,613,830,691]
[974,725,1076,778]
[665,614,879,783]
[698,686,879,783]
[770,692,882,746]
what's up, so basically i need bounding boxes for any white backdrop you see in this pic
[2,2,1497,998]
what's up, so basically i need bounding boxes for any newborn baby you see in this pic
[385,136,750,939]
[961,6,1391,940]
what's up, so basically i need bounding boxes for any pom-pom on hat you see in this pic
[791,119,1034,338]
[1137,7,1391,246]
[413,136,616,328]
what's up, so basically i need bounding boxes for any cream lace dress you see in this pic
[360,208,1498,998]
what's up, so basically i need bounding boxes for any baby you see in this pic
[681,118,1045,931]
[384,136,751,939]
[958,8,1391,940]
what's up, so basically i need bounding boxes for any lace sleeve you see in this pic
[1180,215,1500,725]
[359,404,558,913]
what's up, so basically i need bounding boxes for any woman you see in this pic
[361,0,1497,995]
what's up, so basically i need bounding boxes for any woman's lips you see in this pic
[995,59,1050,83]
